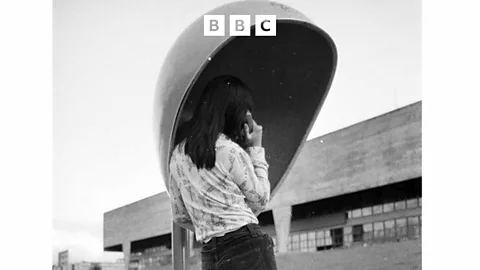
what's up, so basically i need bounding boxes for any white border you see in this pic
[0,0,52,268]
[423,0,480,269]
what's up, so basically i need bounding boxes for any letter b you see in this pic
[210,20,219,31]
[204,15,225,36]
[236,20,244,31]
[230,15,250,36]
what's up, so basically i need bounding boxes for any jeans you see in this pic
[201,223,278,270]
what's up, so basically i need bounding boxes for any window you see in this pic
[408,216,419,226]
[347,210,352,219]
[292,233,300,251]
[373,204,383,215]
[383,203,394,213]
[300,232,308,251]
[352,225,363,242]
[362,207,372,217]
[384,220,395,240]
[406,198,418,208]
[363,223,373,242]
[407,216,420,238]
[343,226,352,245]
[308,231,316,249]
[419,197,422,207]
[316,230,325,247]
[395,200,406,211]
[331,228,344,247]
[373,222,384,240]
[396,218,407,237]
[325,230,332,246]
[352,209,362,218]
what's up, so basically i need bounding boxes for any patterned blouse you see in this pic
[168,133,270,243]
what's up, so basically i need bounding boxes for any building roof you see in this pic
[104,101,422,250]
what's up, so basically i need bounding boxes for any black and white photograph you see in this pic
[52,0,422,269]
[3,0,478,269]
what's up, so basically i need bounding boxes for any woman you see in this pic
[168,75,277,270]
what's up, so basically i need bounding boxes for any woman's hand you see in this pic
[244,113,263,147]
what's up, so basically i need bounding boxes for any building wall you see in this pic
[104,193,171,249]
[268,102,421,209]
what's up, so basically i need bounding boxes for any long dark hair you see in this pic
[174,75,254,170]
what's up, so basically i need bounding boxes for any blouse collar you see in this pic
[218,133,230,141]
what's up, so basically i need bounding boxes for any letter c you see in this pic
[261,20,270,31]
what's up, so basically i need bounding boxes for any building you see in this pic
[54,251,124,270]
[69,262,125,270]
[104,101,422,269]
[58,250,69,270]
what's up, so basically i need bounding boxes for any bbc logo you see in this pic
[204,15,276,36]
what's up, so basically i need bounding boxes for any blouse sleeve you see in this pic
[168,174,192,224]
[227,145,271,212]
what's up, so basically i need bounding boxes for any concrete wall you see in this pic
[267,101,421,209]
[104,192,171,250]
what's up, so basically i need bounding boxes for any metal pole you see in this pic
[184,230,191,269]
[172,222,189,270]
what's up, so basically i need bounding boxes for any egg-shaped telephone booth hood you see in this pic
[154,0,337,197]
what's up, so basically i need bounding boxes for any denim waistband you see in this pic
[206,223,262,249]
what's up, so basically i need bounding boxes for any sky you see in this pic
[53,0,421,264]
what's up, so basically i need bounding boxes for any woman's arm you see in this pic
[168,175,195,232]
[174,218,195,232]
[228,145,270,212]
